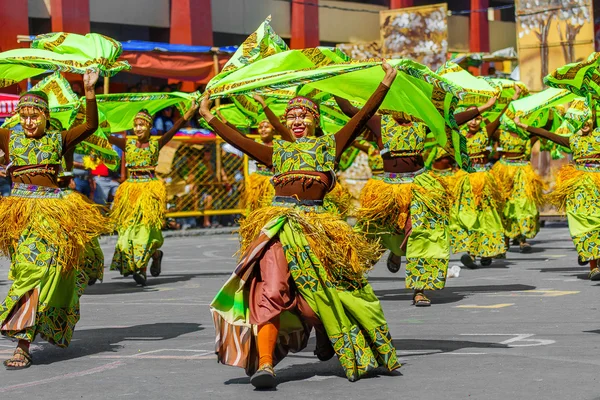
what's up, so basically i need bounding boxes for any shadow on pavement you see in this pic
[374,284,537,304]
[32,322,203,365]
[83,271,231,295]
[529,266,589,280]
[392,338,509,356]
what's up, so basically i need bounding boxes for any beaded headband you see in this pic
[135,109,153,125]
[17,92,49,113]
[285,96,320,119]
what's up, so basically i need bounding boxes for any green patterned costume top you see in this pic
[570,128,600,162]
[498,129,531,156]
[125,139,159,168]
[462,127,489,156]
[272,135,336,175]
[9,129,62,167]
[380,115,427,156]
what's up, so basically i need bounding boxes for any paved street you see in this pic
[1,222,600,399]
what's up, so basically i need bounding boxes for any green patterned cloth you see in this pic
[0,32,130,88]
[272,135,336,173]
[544,52,600,97]
[210,210,400,381]
[9,129,62,166]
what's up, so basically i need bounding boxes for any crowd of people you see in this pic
[0,25,599,393]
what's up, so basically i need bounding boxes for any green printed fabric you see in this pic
[272,135,336,173]
[210,213,400,381]
[544,52,600,97]
[96,91,195,133]
[484,78,529,120]
[436,62,500,107]
[0,32,130,88]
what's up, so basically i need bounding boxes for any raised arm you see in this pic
[108,134,127,151]
[201,96,273,167]
[158,101,199,149]
[335,95,382,139]
[488,85,522,141]
[454,97,498,126]
[253,94,294,142]
[515,117,569,148]
[62,70,99,152]
[333,62,396,159]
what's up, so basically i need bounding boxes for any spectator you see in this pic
[153,107,175,135]
[0,150,10,197]
[91,162,120,206]
[72,152,92,198]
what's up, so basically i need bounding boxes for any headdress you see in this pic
[134,109,153,125]
[285,96,320,119]
[16,91,49,113]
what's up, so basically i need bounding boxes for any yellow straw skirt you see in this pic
[323,181,354,218]
[354,171,450,290]
[547,164,600,261]
[491,159,545,239]
[110,178,166,275]
[451,170,506,257]
[240,172,275,214]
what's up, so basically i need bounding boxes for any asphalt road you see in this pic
[1,222,600,400]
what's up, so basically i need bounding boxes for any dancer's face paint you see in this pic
[133,118,152,142]
[19,107,48,138]
[285,108,315,138]
[258,121,274,142]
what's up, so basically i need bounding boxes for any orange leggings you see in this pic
[257,317,280,367]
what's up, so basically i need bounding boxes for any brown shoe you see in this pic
[250,364,276,389]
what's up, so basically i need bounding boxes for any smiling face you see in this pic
[467,107,482,133]
[133,118,152,142]
[258,120,274,142]
[19,107,48,138]
[285,108,316,139]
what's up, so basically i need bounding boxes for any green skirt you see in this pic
[355,170,450,291]
[210,205,400,382]
[451,169,506,257]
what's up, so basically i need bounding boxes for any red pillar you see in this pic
[50,0,90,34]
[290,0,319,49]
[469,0,490,76]
[390,0,414,8]
[170,0,213,46]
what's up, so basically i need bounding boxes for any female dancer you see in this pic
[452,88,520,268]
[491,126,544,253]
[204,62,400,389]
[515,116,600,279]
[109,102,199,286]
[0,70,105,369]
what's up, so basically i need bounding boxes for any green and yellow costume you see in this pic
[110,139,166,275]
[549,128,600,261]
[491,130,545,240]
[355,116,450,291]
[0,129,108,347]
[452,127,505,257]
[210,135,400,382]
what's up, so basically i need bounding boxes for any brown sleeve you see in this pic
[158,117,188,148]
[454,108,480,126]
[63,147,75,171]
[486,104,509,141]
[335,95,382,140]
[0,129,9,160]
[334,83,390,159]
[207,117,273,167]
[108,135,127,151]
[263,105,293,142]
[61,98,99,152]
[527,126,570,148]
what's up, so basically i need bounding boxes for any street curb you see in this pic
[98,226,238,245]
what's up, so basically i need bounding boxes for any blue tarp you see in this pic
[121,41,237,54]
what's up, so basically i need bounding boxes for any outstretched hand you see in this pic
[481,96,498,112]
[253,94,267,107]
[381,60,397,87]
[184,100,199,120]
[512,84,522,101]
[83,68,99,93]
[514,116,527,129]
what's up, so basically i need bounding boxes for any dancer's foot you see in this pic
[3,345,31,370]
[133,271,147,286]
[150,250,163,277]
[519,242,532,253]
[589,268,600,281]
[578,256,590,266]
[386,253,402,273]
[480,257,493,267]
[460,254,478,269]
[250,364,276,389]
[413,291,431,307]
